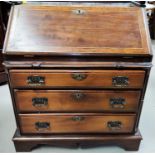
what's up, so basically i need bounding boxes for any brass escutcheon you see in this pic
[71,92,86,101]
[72,73,87,81]
[72,116,85,121]
[72,9,86,15]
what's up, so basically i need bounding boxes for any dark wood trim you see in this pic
[13,129,142,152]
[134,68,151,132]
[3,54,153,62]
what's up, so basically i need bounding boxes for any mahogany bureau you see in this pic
[3,5,152,152]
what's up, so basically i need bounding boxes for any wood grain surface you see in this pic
[9,69,145,88]
[15,90,141,112]
[3,5,150,56]
[19,113,136,134]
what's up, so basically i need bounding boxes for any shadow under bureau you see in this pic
[3,5,152,152]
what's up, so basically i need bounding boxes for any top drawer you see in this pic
[9,70,145,89]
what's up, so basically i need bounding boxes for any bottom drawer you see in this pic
[19,114,136,134]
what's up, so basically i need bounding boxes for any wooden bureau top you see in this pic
[3,5,152,57]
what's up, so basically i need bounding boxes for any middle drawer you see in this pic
[14,90,141,112]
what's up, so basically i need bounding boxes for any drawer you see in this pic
[15,90,141,112]
[10,70,145,88]
[19,114,136,134]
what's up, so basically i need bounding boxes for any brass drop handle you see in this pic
[72,73,87,81]
[112,76,129,87]
[71,92,86,101]
[72,116,85,121]
[110,98,126,109]
[32,97,48,107]
[35,122,50,131]
[27,75,45,86]
[107,121,122,130]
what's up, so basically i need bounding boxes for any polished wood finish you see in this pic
[3,4,152,152]
[3,5,151,56]
[10,70,145,88]
[13,129,142,152]
[19,114,136,134]
[15,90,141,112]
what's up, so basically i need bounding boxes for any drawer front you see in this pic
[15,90,141,112]
[10,70,145,88]
[19,114,136,134]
